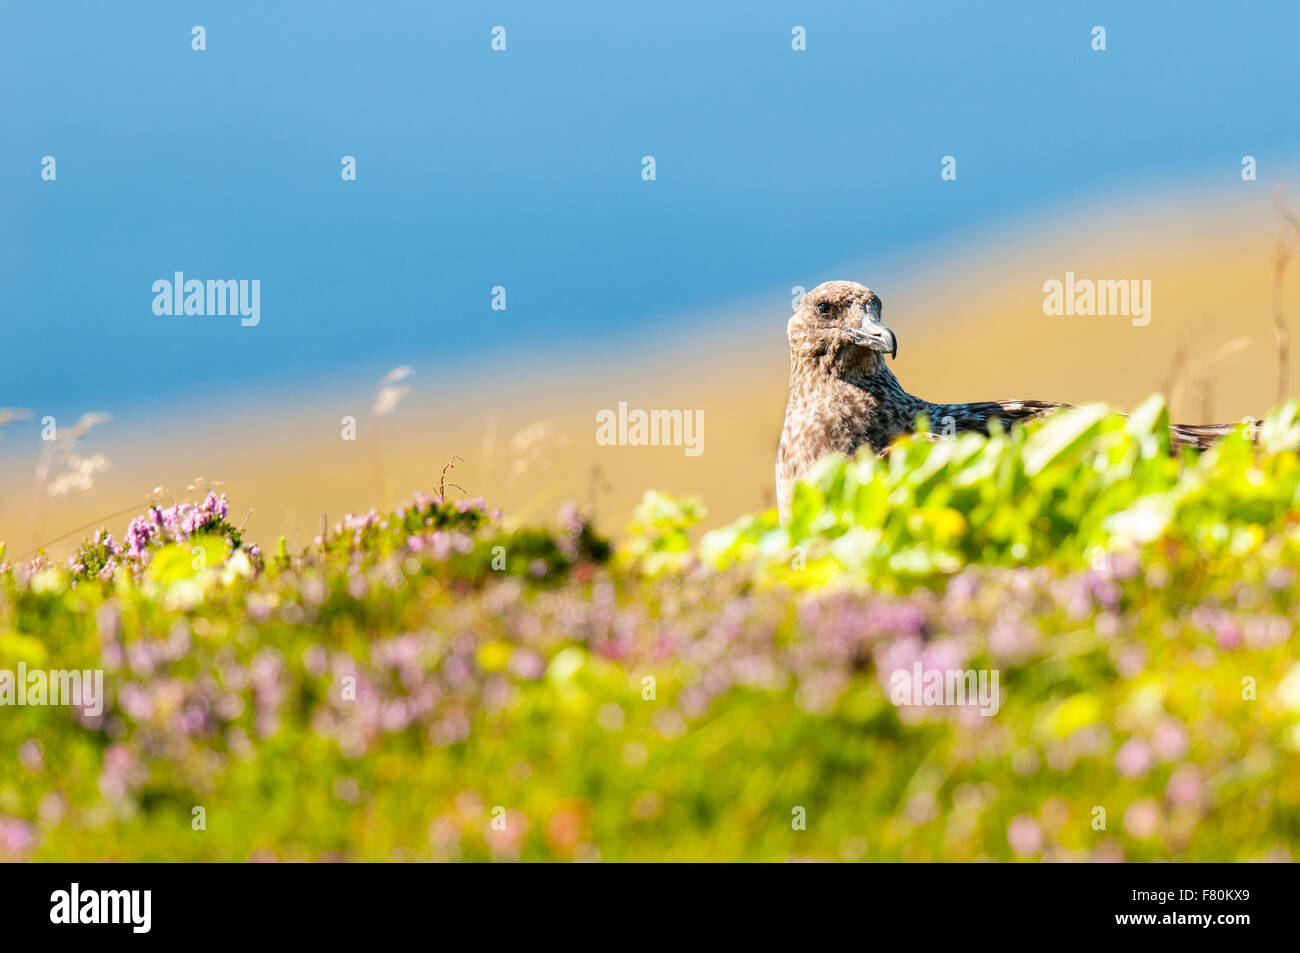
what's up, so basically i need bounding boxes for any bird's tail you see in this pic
[1166,421,1250,450]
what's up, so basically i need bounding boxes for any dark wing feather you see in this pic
[1165,422,1244,450]
[927,399,1067,435]
[940,400,1245,452]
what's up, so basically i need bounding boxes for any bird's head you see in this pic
[788,280,897,371]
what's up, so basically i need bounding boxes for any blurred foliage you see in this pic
[618,490,707,575]
[1,399,1299,861]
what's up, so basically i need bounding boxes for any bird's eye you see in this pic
[815,302,831,315]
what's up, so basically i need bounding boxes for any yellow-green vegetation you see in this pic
[2,400,1300,861]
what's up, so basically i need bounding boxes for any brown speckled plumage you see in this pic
[776,280,1241,520]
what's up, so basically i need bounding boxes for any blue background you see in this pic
[5,1,1298,417]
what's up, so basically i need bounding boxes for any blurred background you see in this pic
[4,0,1300,555]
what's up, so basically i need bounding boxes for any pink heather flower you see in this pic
[946,571,979,602]
[429,710,471,746]
[1080,571,1120,613]
[179,705,208,736]
[1115,644,1147,678]
[508,648,546,681]
[18,739,44,773]
[1115,737,1154,779]
[905,792,939,825]
[98,743,142,801]
[92,528,118,552]
[1244,615,1290,649]
[428,532,452,560]
[1266,566,1295,590]
[1151,718,1189,762]
[1215,618,1242,650]
[347,573,368,599]
[988,615,1036,663]
[1123,799,1162,839]
[1007,814,1042,856]
[381,700,411,733]
[1165,765,1204,808]
[0,817,36,859]
[1090,839,1126,863]
[428,815,461,855]
[1191,607,1242,649]
[118,683,153,721]
[1108,553,1141,580]
[342,510,380,533]
[202,491,229,520]
[125,514,158,556]
[181,506,204,536]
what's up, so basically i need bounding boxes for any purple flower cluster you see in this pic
[406,530,474,560]
[136,492,230,549]
[50,491,244,586]
[124,513,158,558]
[153,492,227,543]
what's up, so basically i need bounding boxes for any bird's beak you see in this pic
[849,322,897,359]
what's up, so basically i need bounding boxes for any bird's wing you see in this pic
[955,400,1246,451]
[927,399,1067,435]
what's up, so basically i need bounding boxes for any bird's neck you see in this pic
[785,350,934,453]
[849,364,920,400]
[836,360,932,419]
